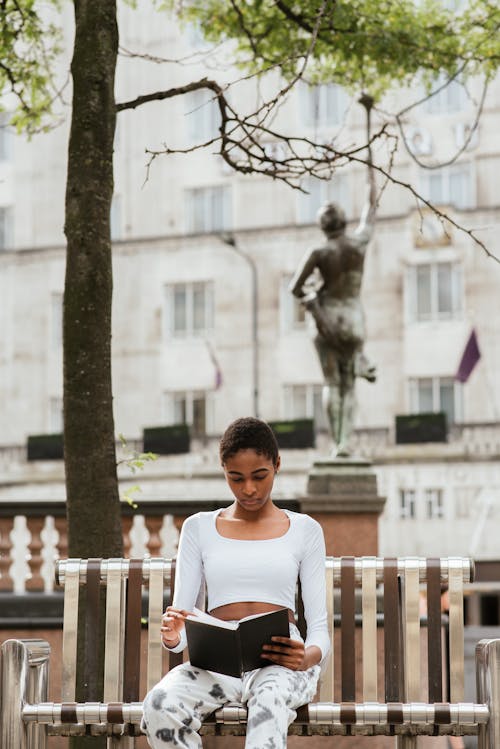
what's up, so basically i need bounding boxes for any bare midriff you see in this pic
[209,601,296,624]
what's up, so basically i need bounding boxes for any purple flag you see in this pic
[206,341,223,390]
[456,328,481,383]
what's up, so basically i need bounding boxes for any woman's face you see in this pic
[222,448,280,512]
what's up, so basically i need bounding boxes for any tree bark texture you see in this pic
[64,0,122,560]
[64,3,122,747]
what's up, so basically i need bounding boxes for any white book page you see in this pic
[239,610,281,623]
[187,607,238,630]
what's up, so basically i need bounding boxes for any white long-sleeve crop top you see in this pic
[167,508,331,665]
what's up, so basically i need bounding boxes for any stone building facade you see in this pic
[1,4,500,621]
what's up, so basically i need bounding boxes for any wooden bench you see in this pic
[1,556,499,749]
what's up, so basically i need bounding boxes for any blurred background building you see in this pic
[1,3,500,625]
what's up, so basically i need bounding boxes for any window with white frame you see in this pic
[424,75,467,114]
[49,397,63,433]
[283,383,328,431]
[425,488,444,519]
[185,185,231,233]
[299,83,349,128]
[164,281,214,338]
[280,275,307,332]
[185,89,220,143]
[407,262,462,322]
[0,206,13,250]
[399,489,416,519]
[420,163,474,210]
[51,292,63,349]
[297,173,350,224]
[409,376,462,425]
[163,390,212,436]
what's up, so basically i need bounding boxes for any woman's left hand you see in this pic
[261,636,308,671]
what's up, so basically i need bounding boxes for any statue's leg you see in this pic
[333,358,356,456]
[314,336,344,455]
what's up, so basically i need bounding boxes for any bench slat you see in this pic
[319,559,335,701]
[103,560,126,702]
[362,558,378,701]
[449,558,465,702]
[426,558,443,701]
[84,559,103,701]
[384,558,402,702]
[341,557,356,701]
[403,558,421,701]
[123,558,143,702]
[147,558,168,690]
[61,560,81,702]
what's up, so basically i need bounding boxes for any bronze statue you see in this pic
[289,100,377,456]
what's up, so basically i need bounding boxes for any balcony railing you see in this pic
[350,421,500,461]
[0,498,299,595]
[2,422,500,470]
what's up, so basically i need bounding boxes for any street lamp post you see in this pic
[220,234,259,418]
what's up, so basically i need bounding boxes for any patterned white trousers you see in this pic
[142,624,320,749]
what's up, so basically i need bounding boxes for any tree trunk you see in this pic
[64,2,122,744]
[64,0,122,557]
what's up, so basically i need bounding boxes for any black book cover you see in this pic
[185,608,290,677]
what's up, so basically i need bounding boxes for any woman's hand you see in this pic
[160,606,190,648]
[261,636,308,671]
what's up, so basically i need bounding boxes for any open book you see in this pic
[184,607,290,677]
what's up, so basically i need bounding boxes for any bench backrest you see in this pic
[53,556,473,708]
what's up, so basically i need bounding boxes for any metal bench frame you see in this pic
[1,556,499,749]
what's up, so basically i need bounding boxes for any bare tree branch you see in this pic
[394,76,488,170]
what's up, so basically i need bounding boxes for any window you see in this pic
[409,376,463,425]
[407,262,462,322]
[0,206,13,250]
[280,276,306,332]
[425,489,444,519]
[399,489,416,519]
[51,292,63,348]
[164,281,214,338]
[424,76,467,114]
[185,89,220,143]
[163,390,211,436]
[49,397,63,433]
[299,83,349,128]
[283,383,328,431]
[297,173,350,224]
[419,164,474,209]
[454,486,477,519]
[185,186,231,233]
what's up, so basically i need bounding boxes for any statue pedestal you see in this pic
[298,457,385,556]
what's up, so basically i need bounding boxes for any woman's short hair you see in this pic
[219,417,279,466]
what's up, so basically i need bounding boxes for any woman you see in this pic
[142,416,330,749]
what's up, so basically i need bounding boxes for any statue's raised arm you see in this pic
[288,93,378,457]
[355,93,377,244]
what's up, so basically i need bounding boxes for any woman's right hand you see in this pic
[161,606,190,648]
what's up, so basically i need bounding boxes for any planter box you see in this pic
[395,412,447,444]
[269,419,315,449]
[143,424,190,455]
[27,433,64,461]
